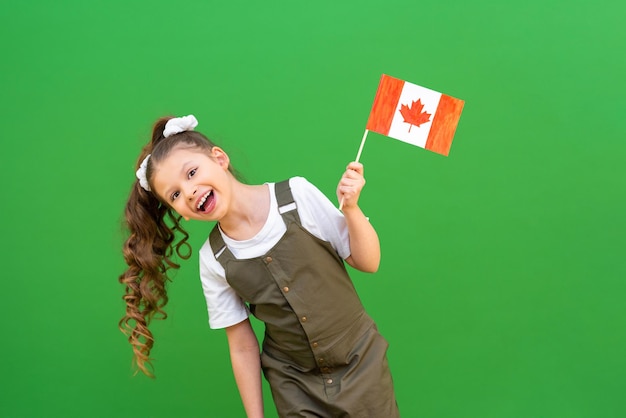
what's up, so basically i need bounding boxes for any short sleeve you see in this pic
[199,242,250,329]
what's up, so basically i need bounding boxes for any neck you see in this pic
[218,182,270,241]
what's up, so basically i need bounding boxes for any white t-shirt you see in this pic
[199,177,351,329]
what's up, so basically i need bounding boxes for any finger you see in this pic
[346,161,364,175]
[339,177,363,190]
[343,169,365,182]
[341,172,365,186]
[338,182,362,198]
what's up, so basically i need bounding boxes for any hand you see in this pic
[337,162,366,210]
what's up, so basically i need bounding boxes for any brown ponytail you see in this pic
[118,116,236,377]
[118,117,191,377]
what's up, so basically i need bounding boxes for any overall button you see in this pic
[301,316,307,322]
[326,379,333,384]
[265,256,273,263]
[283,286,289,292]
[311,342,318,348]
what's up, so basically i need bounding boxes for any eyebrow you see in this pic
[180,161,193,177]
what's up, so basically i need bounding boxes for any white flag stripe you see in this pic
[387,82,442,148]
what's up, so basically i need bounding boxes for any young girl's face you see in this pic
[151,146,232,221]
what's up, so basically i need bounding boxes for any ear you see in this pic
[211,147,230,170]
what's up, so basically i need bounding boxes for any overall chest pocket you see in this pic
[225,258,280,304]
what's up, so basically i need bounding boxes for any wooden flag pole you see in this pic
[354,128,369,163]
[339,129,369,211]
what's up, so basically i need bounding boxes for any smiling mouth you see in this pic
[197,191,214,212]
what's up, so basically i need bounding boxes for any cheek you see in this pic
[166,199,187,217]
[174,199,189,210]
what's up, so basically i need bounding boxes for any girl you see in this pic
[119,115,400,417]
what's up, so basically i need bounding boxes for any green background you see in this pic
[1,0,624,417]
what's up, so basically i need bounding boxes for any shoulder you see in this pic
[199,234,214,258]
[288,176,326,202]
[282,176,339,216]
[199,225,223,272]
[288,176,315,191]
[199,237,218,272]
[287,177,350,258]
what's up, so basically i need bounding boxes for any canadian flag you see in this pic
[366,74,464,156]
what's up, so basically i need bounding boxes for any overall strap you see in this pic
[208,224,235,264]
[275,179,301,225]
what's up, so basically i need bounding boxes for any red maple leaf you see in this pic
[399,99,431,132]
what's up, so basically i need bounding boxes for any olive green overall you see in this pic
[209,180,400,417]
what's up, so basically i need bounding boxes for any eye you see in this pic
[170,191,180,201]
[188,168,197,179]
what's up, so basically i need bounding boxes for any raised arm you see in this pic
[336,162,381,273]
[225,319,264,418]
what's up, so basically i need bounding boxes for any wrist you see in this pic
[340,203,363,216]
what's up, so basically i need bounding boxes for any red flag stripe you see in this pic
[366,75,404,135]
[425,94,465,156]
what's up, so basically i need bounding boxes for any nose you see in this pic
[185,185,197,201]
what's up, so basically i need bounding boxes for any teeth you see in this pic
[197,191,211,210]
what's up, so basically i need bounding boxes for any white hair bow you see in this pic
[163,115,198,138]
[136,154,152,191]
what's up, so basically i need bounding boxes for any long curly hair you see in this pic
[118,116,229,377]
